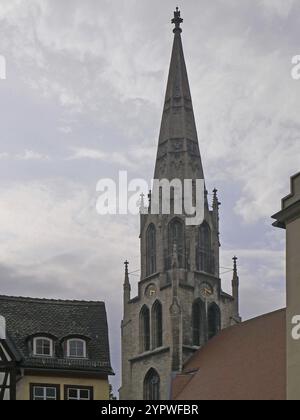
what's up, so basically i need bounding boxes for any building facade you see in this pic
[0,316,19,400]
[273,172,300,400]
[120,9,240,401]
[0,296,114,400]
[170,171,300,401]
[172,309,286,401]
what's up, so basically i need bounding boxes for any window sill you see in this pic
[129,346,170,363]
[141,272,160,282]
[32,354,54,358]
[66,356,88,360]
[194,270,217,278]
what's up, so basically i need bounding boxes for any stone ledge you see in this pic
[129,347,170,363]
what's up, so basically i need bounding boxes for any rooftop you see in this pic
[172,309,286,400]
[0,295,113,375]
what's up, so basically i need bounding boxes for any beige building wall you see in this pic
[286,216,300,400]
[273,172,300,400]
[16,374,109,400]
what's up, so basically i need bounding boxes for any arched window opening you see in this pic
[33,337,53,357]
[152,301,163,349]
[144,369,160,401]
[66,339,87,358]
[197,222,214,274]
[140,306,150,352]
[192,299,206,346]
[146,224,156,276]
[168,219,185,269]
[208,303,221,340]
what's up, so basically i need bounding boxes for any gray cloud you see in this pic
[0,0,298,393]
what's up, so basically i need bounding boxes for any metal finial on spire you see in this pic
[213,188,221,209]
[213,188,218,205]
[139,193,147,215]
[124,260,131,288]
[172,7,183,33]
[148,190,152,208]
[233,256,238,274]
[123,260,131,301]
[124,260,129,275]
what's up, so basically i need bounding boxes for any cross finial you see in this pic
[213,188,221,209]
[172,7,183,33]
[139,192,145,208]
[139,192,147,214]
[124,260,129,274]
[233,256,238,274]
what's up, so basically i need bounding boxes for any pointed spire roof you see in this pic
[124,260,130,288]
[232,256,239,285]
[154,8,204,182]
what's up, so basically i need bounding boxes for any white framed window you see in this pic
[66,339,86,358]
[33,337,53,357]
[31,385,59,400]
[65,386,93,401]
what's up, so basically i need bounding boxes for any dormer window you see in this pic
[33,337,53,357]
[67,339,86,359]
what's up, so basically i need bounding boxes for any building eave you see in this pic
[272,199,300,229]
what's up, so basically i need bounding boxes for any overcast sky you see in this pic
[0,0,299,393]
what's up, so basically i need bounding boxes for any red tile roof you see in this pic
[172,309,286,400]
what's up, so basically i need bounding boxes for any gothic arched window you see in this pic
[168,219,185,269]
[143,368,160,401]
[140,306,150,352]
[146,224,156,276]
[197,222,214,274]
[192,299,206,346]
[152,301,163,349]
[208,303,221,340]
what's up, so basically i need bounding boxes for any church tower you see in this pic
[120,9,241,401]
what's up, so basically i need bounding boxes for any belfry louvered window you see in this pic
[208,303,221,340]
[140,306,150,352]
[152,301,163,349]
[197,222,214,274]
[192,299,206,346]
[146,224,156,276]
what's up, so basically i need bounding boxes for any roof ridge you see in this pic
[182,308,286,370]
[0,295,104,306]
[235,307,286,327]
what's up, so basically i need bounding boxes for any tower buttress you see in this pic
[123,260,131,317]
[170,245,182,373]
[212,188,221,277]
[232,256,240,320]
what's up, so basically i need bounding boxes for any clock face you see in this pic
[199,282,213,298]
[145,284,157,298]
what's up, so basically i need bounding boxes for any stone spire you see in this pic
[154,8,204,182]
[123,260,131,311]
[212,188,220,212]
[232,256,239,319]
